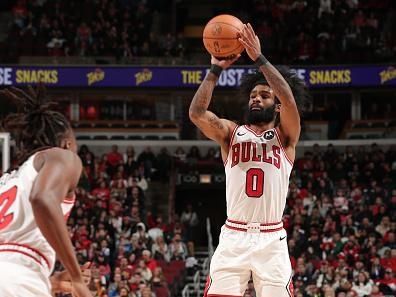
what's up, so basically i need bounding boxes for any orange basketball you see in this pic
[203,14,244,59]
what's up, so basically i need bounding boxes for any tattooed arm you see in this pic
[189,72,233,143]
[189,56,238,155]
[258,62,300,145]
[239,23,300,159]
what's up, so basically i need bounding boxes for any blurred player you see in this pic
[0,86,91,297]
[189,23,309,297]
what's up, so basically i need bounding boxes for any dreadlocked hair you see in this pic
[239,66,311,126]
[1,85,71,166]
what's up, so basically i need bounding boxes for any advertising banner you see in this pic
[0,65,394,88]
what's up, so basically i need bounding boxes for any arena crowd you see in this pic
[43,142,395,297]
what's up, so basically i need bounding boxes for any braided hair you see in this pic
[1,85,72,166]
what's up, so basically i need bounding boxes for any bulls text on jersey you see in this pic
[230,141,281,169]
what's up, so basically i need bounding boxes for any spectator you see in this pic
[352,272,373,297]
[137,147,157,180]
[376,216,391,237]
[120,286,135,297]
[107,145,124,175]
[151,266,168,291]
[129,271,144,293]
[180,203,199,241]
[169,233,188,260]
[138,286,156,297]
[110,172,128,199]
[137,259,153,282]
[156,147,172,182]
[91,181,111,201]
[130,206,141,227]
[174,147,186,162]
[147,220,164,242]
[75,22,92,55]
[377,268,396,293]
[370,257,385,280]
[186,146,201,165]
[151,235,170,262]
[128,174,148,192]
[204,147,221,163]
[96,253,112,282]
[142,249,158,272]
[108,272,123,297]
[134,223,150,247]
[319,0,333,18]
[125,149,139,177]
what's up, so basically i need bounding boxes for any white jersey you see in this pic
[224,125,293,223]
[0,152,75,276]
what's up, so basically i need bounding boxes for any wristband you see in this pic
[254,54,269,67]
[210,64,223,77]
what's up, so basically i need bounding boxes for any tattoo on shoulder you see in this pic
[208,115,224,129]
[192,106,206,115]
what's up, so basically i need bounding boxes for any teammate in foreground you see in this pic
[189,23,309,297]
[0,86,91,297]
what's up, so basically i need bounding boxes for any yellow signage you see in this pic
[16,69,58,84]
[379,67,396,84]
[135,69,153,85]
[181,70,203,84]
[87,68,105,85]
[309,70,351,85]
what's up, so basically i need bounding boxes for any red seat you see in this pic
[171,260,185,270]
[157,260,168,269]
[165,273,175,284]
[155,286,170,297]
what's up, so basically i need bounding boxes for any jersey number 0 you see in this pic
[0,186,17,230]
[245,168,264,198]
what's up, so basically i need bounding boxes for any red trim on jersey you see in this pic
[225,224,250,232]
[63,194,76,203]
[207,295,242,297]
[286,273,294,297]
[224,125,239,167]
[227,218,282,226]
[0,242,50,268]
[225,224,283,233]
[203,275,212,297]
[226,218,247,225]
[0,249,43,266]
[274,128,293,166]
[243,125,274,137]
[62,199,75,204]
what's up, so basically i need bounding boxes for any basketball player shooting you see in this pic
[189,23,309,297]
[0,86,91,297]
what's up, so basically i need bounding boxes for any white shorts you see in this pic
[204,224,293,297]
[0,252,52,297]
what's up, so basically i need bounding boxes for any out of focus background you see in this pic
[0,0,395,296]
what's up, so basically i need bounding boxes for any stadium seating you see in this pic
[72,120,180,141]
[342,120,391,139]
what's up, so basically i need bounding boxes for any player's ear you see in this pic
[275,103,281,112]
[59,138,72,150]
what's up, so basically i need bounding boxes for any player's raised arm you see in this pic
[30,148,91,297]
[189,56,238,148]
[239,23,300,148]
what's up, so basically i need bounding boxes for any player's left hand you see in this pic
[211,54,241,70]
[51,262,92,293]
[238,23,261,61]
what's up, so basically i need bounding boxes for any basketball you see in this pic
[203,14,244,59]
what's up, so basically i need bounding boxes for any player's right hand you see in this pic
[51,262,92,293]
[211,54,240,70]
[238,23,261,62]
[71,280,92,297]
